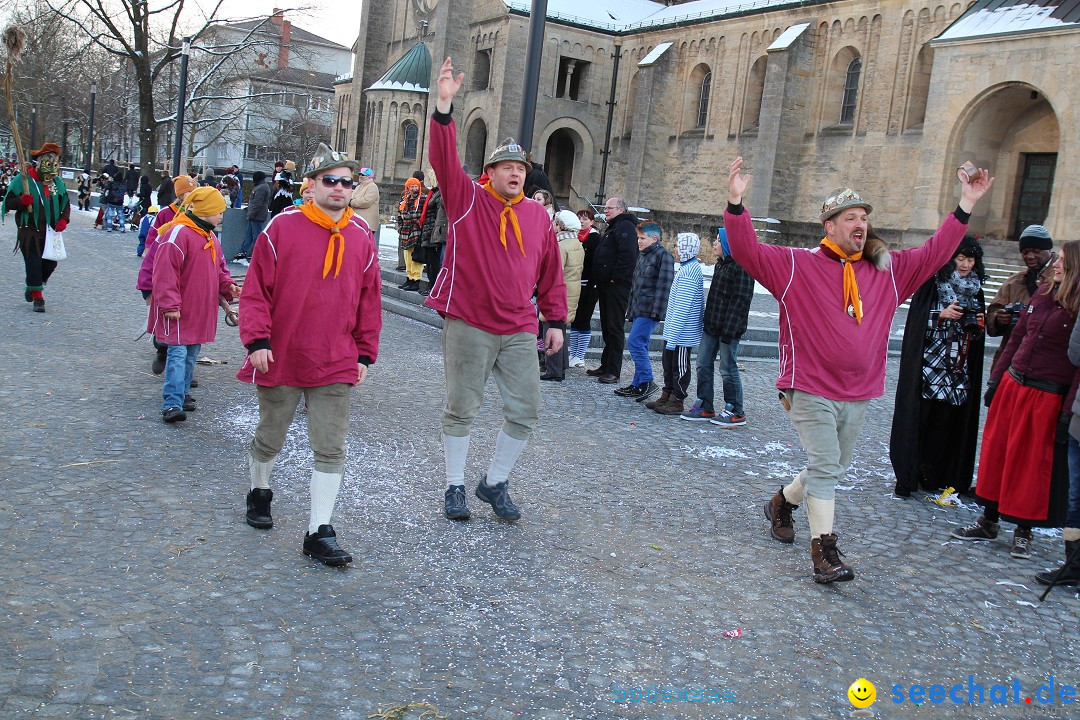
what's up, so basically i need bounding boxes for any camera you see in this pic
[957,296,982,332]
[1003,301,1026,327]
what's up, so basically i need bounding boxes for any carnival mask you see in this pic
[38,153,59,183]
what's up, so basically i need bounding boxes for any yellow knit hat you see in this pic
[184,186,226,218]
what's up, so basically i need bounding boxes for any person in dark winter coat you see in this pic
[615,220,673,399]
[236,170,271,260]
[268,176,294,217]
[156,173,176,207]
[891,236,986,497]
[681,228,755,424]
[124,163,140,197]
[102,174,128,232]
[418,179,445,297]
[568,209,602,367]
[587,197,638,383]
[100,159,119,180]
[524,158,559,212]
[138,175,153,216]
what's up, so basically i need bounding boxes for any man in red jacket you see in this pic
[237,143,383,567]
[426,57,568,522]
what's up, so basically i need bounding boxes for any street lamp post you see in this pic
[29,105,36,151]
[171,36,191,177]
[517,0,548,153]
[87,81,97,169]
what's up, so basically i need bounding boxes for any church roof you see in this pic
[937,0,1080,41]
[369,42,432,93]
[503,0,807,32]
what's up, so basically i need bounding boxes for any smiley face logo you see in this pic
[848,678,876,708]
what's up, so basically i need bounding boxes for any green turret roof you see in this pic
[369,42,431,92]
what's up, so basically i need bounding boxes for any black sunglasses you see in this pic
[319,174,354,189]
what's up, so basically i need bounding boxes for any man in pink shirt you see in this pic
[426,57,568,522]
[237,144,383,567]
[725,156,994,583]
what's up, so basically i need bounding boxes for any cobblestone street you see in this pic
[1,208,1077,720]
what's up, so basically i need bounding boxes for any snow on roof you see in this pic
[638,42,673,66]
[504,0,805,32]
[768,22,810,50]
[937,0,1080,41]
[368,42,432,93]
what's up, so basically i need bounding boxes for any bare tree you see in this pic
[43,0,288,177]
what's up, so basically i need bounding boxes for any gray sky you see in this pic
[210,0,363,49]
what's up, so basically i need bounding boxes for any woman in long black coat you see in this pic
[891,236,986,497]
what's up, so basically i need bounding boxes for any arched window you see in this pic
[742,56,768,131]
[840,58,861,124]
[402,121,418,160]
[697,72,712,128]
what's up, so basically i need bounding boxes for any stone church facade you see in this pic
[340,0,1077,252]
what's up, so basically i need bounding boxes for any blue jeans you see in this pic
[239,219,265,256]
[695,332,743,414]
[627,317,657,385]
[1068,434,1080,529]
[104,204,125,231]
[162,344,200,412]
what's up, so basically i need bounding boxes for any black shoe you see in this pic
[405,280,421,291]
[475,475,521,521]
[246,488,273,529]
[540,373,564,381]
[233,253,249,260]
[395,265,406,271]
[444,486,471,520]
[614,383,640,397]
[24,289,32,302]
[597,373,619,384]
[183,394,196,412]
[418,289,430,297]
[152,349,167,375]
[585,367,606,377]
[303,524,352,566]
[634,381,660,403]
[32,298,45,313]
[162,407,187,423]
[189,378,199,389]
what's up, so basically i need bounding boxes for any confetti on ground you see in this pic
[721,628,743,638]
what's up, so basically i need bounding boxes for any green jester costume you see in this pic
[3,142,70,312]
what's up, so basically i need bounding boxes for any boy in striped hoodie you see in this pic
[653,233,705,415]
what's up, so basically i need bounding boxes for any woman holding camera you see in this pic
[952,241,1080,559]
[891,237,986,497]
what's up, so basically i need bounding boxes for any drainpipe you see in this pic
[596,44,621,206]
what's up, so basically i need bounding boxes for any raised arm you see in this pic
[435,56,464,115]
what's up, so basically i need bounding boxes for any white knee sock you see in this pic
[805,495,835,537]
[484,430,528,486]
[249,453,274,490]
[782,471,806,505]
[443,433,470,489]
[309,469,342,534]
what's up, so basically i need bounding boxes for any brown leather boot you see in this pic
[644,391,671,410]
[811,533,855,583]
[653,397,685,415]
[764,487,797,543]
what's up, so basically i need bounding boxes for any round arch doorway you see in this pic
[464,119,487,177]
[950,83,1059,240]
[544,128,579,208]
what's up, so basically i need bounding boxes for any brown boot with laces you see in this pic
[644,391,671,410]
[811,533,855,583]
[764,487,797,543]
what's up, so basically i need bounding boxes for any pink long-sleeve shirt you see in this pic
[724,205,969,401]
[137,204,177,292]
[235,209,382,388]
[424,110,567,335]
[148,224,234,346]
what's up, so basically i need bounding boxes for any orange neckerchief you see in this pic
[820,237,864,324]
[299,203,354,278]
[482,182,525,256]
[156,212,217,265]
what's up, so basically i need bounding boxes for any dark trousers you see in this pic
[597,282,630,375]
[571,284,598,331]
[424,245,442,283]
[540,324,567,379]
[21,235,56,291]
[662,346,693,400]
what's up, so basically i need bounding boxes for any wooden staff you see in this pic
[2,25,27,172]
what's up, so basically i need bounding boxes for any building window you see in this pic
[403,122,418,160]
[840,57,861,124]
[338,128,347,151]
[556,56,588,101]
[696,72,711,128]
[473,50,491,91]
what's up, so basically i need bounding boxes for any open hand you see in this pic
[436,57,464,114]
[728,157,751,206]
